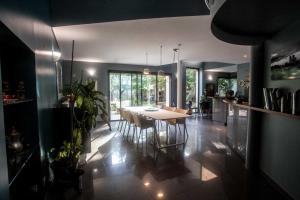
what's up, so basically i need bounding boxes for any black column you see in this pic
[246,43,265,170]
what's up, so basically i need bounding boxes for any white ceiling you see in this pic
[205,65,238,72]
[53,15,250,65]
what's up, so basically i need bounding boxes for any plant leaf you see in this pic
[76,95,83,108]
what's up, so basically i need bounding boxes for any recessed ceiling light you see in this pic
[208,75,213,81]
[93,168,98,173]
[243,54,248,58]
[87,68,96,76]
[144,182,150,187]
[157,192,164,198]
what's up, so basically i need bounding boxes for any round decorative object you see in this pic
[8,127,23,152]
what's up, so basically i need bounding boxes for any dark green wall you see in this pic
[259,19,300,200]
[0,1,58,199]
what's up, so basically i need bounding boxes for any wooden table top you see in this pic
[124,106,190,120]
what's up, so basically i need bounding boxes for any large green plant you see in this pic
[217,78,233,96]
[63,79,111,133]
[50,128,82,167]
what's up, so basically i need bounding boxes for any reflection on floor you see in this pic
[46,117,289,200]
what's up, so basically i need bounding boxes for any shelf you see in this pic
[223,100,300,120]
[223,99,251,110]
[250,107,300,120]
[8,146,37,187]
[3,99,33,106]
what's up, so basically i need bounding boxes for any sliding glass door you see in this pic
[109,72,171,120]
[157,75,170,106]
[186,68,199,112]
[109,73,121,120]
[121,73,132,107]
[142,74,156,106]
[131,73,141,106]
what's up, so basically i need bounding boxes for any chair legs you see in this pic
[122,121,128,136]
[167,123,188,145]
[178,124,182,135]
[137,128,142,148]
[136,128,150,152]
[117,119,122,130]
[126,124,132,140]
[131,126,137,143]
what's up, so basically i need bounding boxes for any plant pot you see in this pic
[50,160,84,193]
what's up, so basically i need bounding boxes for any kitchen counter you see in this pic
[211,97,227,124]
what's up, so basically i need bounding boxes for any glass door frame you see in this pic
[108,70,172,121]
[185,67,200,113]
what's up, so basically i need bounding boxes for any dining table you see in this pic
[124,106,191,159]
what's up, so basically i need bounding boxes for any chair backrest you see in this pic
[128,111,135,123]
[175,108,188,114]
[164,106,176,111]
[123,110,133,123]
[122,110,128,120]
[119,108,124,118]
[132,113,142,127]
[132,113,153,128]
[173,108,188,124]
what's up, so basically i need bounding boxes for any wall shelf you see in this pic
[223,100,300,120]
[0,22,41,199]
[3,99,33,106]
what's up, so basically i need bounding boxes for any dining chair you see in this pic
[132,113,154,150]
[160,106,176,129]
[121,110,130,136]
[123,111,135,141]
[165,108,189,143]
[117,108,125,131]
[174,108,189,138]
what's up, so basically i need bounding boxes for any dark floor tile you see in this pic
[46,117,288,200]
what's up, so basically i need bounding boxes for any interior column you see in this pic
[177,61,183,108]
[246,43,265,170]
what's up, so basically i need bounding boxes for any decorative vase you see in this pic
[8,127,23,152]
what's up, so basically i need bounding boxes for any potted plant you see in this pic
[49,128,84,192]
[49,78,110,191]
[200,95,211,115]
[62,78,110,152]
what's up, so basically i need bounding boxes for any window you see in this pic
[109,72,171,120]
[217,78,237,97]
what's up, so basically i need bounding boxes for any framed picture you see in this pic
[271,50,300,80]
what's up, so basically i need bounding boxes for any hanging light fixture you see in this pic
[143,52,150,75]
[172,43,182,63]
[158,44,165,76]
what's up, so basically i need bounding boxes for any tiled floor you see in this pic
[47,117,288,200]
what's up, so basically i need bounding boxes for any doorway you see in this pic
[185,68,199,112]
